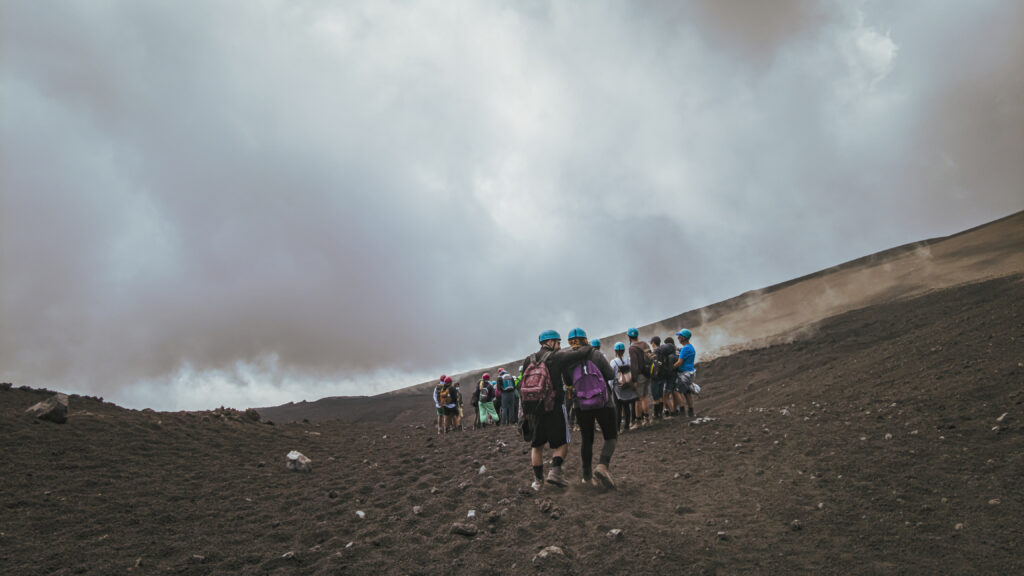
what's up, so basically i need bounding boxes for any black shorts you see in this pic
[443,406,458,416]
[529,405,571,449]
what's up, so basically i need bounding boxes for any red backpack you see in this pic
[520,351,555,414]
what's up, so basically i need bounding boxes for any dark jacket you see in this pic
[563,347,617,409]
[519,344,594,407]
[654,342,677,382]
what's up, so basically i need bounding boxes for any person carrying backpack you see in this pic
[609,342,637,431]
[433,375,447,434]
[627,328,654,427]
[477,374,499,427]
[452,380,464,431]
[652,335,679,419]
[673,329,698,418]
[565,328,618,489]
[439,378,457,433]
[518,329,595,490]
[499,369,516,425]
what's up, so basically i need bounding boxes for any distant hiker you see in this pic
[610,342,637,431]
[674,329,698,418]
[434,375,447,434]
[477,374,499,427]
[453,380,465,431]
[649,336,667,420]
[566,328,618,489]
[651,335,679,419]
[660,336,679,416]
[518,329,594,490]
[499,369,517,425]
[493,373,504,426]
[627,328,654,427]
[438,378,457,433]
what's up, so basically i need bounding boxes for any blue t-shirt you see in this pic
[677,344,696,372]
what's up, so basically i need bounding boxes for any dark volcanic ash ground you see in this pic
[1,275,1022,575]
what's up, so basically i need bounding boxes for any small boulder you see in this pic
[532,546,565,563]
[286,451,312,472]
[607,529,623,540]
[412,506,423,516]
[791,519,803,531]
[26,394,69,424]
[450,522,478,537]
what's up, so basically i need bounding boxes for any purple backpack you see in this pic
[572,358,609,411]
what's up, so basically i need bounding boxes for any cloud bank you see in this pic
[2,1,1021,409]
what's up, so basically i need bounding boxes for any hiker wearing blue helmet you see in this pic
[627,328,654,428]
[674,329,698,418]
[518,329,595,490]
[565,328,618,489]
[609,342,637,431]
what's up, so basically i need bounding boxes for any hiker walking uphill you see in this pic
[652,335,679,419]
[674,329,699,418]
[477,374,499,427]
[610,342,637,431]
[518,330,595,490]
[433,375,447,434]
[565,328,618,489]
[627,328,654,427]
[498,369,517,425]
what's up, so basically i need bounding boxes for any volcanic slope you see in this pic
[257,210,1024,425]
[2,274,1021,575]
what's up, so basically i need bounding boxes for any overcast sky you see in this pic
[2,1,1021,411]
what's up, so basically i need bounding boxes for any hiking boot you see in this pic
[530,479,543,492]
[546,466,568,488]
[688,408,696,418]
[594,464,617,490]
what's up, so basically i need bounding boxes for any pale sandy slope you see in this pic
[654,210,1024,360]
[403,210,1024,393]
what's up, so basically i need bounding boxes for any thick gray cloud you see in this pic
[2,1,1021,410]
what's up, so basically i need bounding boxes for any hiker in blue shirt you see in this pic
[673,329,698,418]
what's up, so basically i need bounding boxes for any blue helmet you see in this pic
[538,329,561,343]
[676,328,692,340]
[627,327,639,339]
[614,342,626,352]
[590,339,601,348]
[568,327,587,340]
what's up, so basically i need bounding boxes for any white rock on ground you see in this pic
[285,451,312,472]
[26,394,69,424]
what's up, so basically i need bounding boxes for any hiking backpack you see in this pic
[651,349,676,379]
[439,386,452,405]
[520,351,555,413]
[616,362,633,388]
[572,355,609,411]
[631,342,654,377]
[501,374,515,392]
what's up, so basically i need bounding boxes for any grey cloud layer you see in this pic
[2,1,1021,409]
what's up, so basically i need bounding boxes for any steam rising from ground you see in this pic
[1,1,1022,410]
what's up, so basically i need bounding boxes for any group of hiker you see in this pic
[432,326,699,492]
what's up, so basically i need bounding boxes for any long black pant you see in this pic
[578,405,618,474]
[616,399,635,430]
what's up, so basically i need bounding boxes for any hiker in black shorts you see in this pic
[518,329,594,490]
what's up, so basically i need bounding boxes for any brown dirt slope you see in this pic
[2,274,1021,575]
